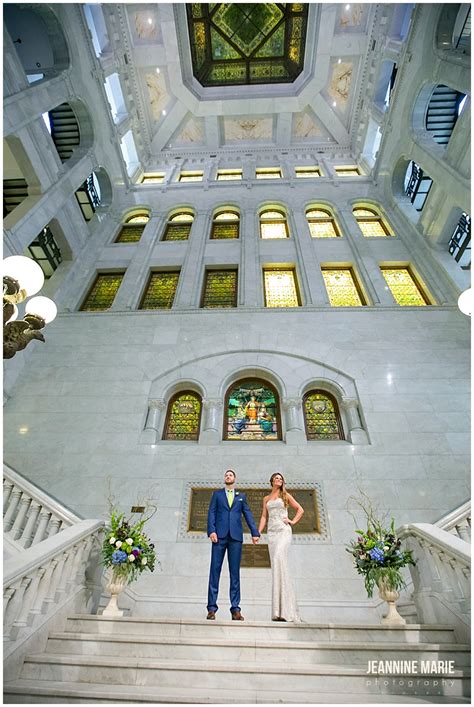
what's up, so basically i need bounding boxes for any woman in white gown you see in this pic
[258,472,304,622]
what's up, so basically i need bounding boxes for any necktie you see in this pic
[227,489,234,507]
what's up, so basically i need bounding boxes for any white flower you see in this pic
[109,537,116,545]
[141,558,147,566]
[125,538,133,545]
[115,541,122,548]
[128,554,135,562]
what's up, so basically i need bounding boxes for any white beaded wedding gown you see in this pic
[266,498,300,622]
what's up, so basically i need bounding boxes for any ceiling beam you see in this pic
[150,101,189,152]
[309,95,351,146]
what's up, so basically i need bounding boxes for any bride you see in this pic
[258,472,304,622]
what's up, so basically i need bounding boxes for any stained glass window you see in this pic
[306,209,340,238]
[81,273,124,311]
[186,4,308,87]
[335,167,360,176]
[141,174,165,183]
[260,210,288,239]
[139,271,180,309]
[304,391,344,441]
[202,270,238,307]
[211,211,240,239]
[381,267,429,306]
[353,207,393,237]
[162,212,194,241]
[163,392,202,441]
[126,213,150,224]
[178,171,203,182]
[295,167,321,178]
[225,379,280,441]
[256,168,282,179]
[321,268,366,307]
[263,269,300,307]
[115,225,145,243]
[217,169,243,181]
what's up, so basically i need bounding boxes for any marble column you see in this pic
[341,398,369,444]
[200,399,223,444]
[282,398,306,445]
[140,399,167,445]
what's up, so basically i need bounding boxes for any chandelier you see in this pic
[3,256,57,359]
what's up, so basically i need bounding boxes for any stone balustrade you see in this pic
[3,519,104,652]
[398,521,471,643]
[3,465,81,549]
[435,500,471,543]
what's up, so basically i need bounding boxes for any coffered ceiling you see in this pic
[104,3,383,158]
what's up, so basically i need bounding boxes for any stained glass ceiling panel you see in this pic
[187,3,308,86]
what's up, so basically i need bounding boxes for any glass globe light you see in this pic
[25,296,57,324]
[458,288,472,317]
[3,256,44,296]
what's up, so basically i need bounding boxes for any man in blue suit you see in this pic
[207,469,260,620]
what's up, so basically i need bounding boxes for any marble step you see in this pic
[46,631,472,666]
[65,615,458,644]
[19,654,470,696]
[3,679,471,704]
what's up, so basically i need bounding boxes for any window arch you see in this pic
[162,211,194,241]
[306,207,341,238]
[259,209,289,239]
[211,209,240,239]
[115,211,150,243]
[303,390,344,441]
[353,205,394,237]
[224,378,281,441]
[163,391,202,441]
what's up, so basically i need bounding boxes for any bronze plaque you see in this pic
[241,544,270,568]
[188,488,319,535]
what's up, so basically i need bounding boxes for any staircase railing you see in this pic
[3,518,104,679]
[398,522,470,642]
[3,464,81,550]
[435,499,471,542]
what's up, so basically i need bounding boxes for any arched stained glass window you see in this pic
[225,379,281,441]
[162,212,194,241]
[163,392,202,441]
[353,206,393,237]
[211,210,240,239]
[303,391,344,441]
[260,209,289,239]
[306,208,340,238]
[115,212,150,243]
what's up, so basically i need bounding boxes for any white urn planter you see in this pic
[102,570,128,617]
[377,575,406,625]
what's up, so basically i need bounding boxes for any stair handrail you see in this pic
[397,521,470,642]
[3,518,105,673]
[433,499,471,539]
[3,463,82,549]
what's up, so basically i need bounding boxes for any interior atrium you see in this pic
[3,3,471,703]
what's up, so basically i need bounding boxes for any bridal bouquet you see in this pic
[102,508,157,583]
[345,490,416,598]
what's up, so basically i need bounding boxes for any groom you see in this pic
[206,469,260,620]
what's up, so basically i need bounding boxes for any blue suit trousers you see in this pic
[207,533,242,613]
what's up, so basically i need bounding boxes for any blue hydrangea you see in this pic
[111,550,128,564]
[369,546,385,564]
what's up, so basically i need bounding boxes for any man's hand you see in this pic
[252,536,259,544]
[209,532,218,543]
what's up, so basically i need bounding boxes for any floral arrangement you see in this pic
[345,489,416,598]
[102,508,157,583]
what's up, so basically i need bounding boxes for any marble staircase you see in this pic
[3,614,471,704]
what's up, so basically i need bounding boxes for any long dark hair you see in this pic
[270,472,289,507]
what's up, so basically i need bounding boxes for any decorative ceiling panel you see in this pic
[292,110,333,142]
[327,61,353,112]
[186,3,309,86]
[172,115,206,145]
[224,116,273,142]
[145,72,171,121]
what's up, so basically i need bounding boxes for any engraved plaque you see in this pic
[241,544,270,568]
[188,488,319,534]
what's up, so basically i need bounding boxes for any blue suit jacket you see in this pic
[207,489,260,542]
